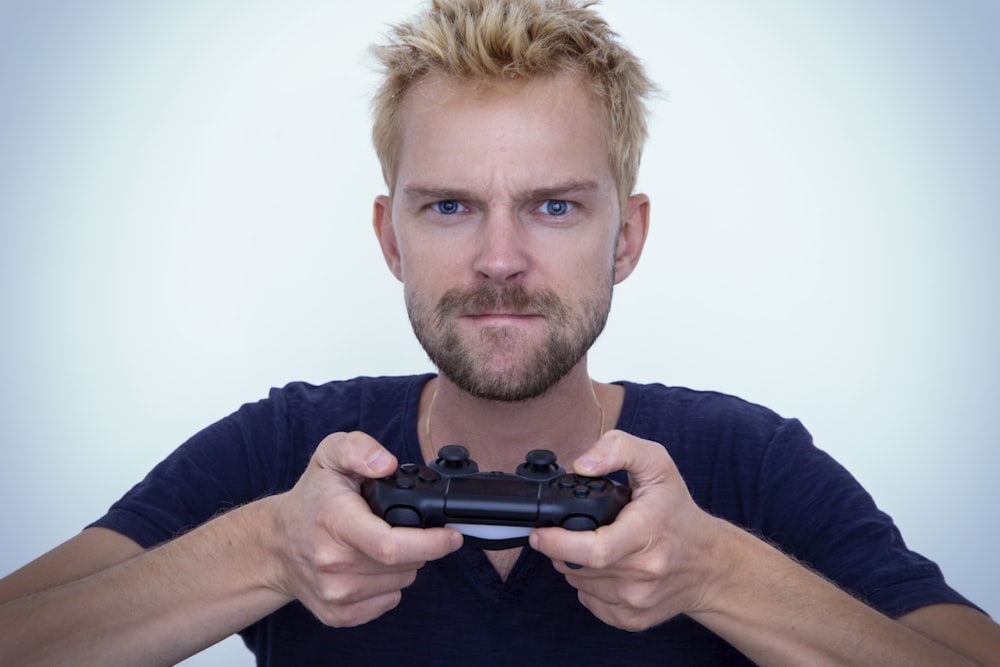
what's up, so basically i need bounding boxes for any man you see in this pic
[1,0,998,665]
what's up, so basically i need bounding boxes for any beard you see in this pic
[407,278,613,402]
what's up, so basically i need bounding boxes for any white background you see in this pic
[1,1,997,664]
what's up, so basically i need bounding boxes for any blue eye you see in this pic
[541,199,572,216]
[433,200,463,215]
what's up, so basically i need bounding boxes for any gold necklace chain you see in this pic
[424,380,607,452]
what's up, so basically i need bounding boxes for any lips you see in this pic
[462,312,542,328]
[464,310,540,318]
[436,284,566,324]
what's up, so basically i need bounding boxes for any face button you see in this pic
[418,469,441,483]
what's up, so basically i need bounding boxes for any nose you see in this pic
[473,207,529,283]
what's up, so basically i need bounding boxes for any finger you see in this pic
[531,515,645,571]
[360,525,464,567]
[303,567,416,609]
[307,587,408,629]
[572,430,673,489]
[313,431,399,479]
[338,495,463,568]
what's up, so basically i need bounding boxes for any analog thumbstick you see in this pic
[524,449,558,472]
[516,449,564,480]
[437,445,470,466]
[429,445,478,474]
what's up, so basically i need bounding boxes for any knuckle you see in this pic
[604,429,628,453]
[400,569,418,589]
[619,581,658,612]
[642,548,671,580]
[602,601,656,633]
[312,545,345,571]
[617,615,652,633]
[315,431,376,472]
[587,538,616,569]
[382,589,404,614]
[317,580,355,606]
[313,605,354,628]
[313,591,403,629]
[369,535,405,566]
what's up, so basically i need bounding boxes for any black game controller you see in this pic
[361,445,631,550]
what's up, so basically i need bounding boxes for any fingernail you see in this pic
[576,454,599,474]
[366,450,392,472]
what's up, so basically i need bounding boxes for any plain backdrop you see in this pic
[1,1,997,664]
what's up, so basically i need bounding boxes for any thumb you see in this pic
[313,431,398,479]
[572,430,672,488]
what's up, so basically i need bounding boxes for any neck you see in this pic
[419,364,621,472]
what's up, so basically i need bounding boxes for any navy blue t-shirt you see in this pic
[91,374,976,665]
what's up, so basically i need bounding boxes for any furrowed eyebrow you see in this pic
[523,181,600,201]
[401,181,600,202]
[401,186,477,202]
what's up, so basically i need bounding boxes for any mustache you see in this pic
[436,284,566,322]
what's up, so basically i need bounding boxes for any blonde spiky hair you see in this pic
[370,0,655,211]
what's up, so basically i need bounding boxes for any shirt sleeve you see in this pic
[749,418,980,618]
[87,389,297,549]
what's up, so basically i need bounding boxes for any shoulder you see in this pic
[247,374,431,428]
[88,374,433,548]
[244,374,431,465]
[619,381,801,447]
[617,382,818,514]
[266,373,430,407]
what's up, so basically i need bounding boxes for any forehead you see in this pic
[393,71,613,195]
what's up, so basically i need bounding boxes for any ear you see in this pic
[372,194,403,281]
[613,193,650,284]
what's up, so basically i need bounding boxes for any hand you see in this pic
[268,432,462,627]
[530,430,721,631]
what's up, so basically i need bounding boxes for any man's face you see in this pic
[375,72,631,401]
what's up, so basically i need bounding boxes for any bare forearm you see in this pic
[0,498,290,667]
[689,518,977,666]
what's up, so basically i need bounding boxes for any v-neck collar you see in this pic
[399,374,637,585]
